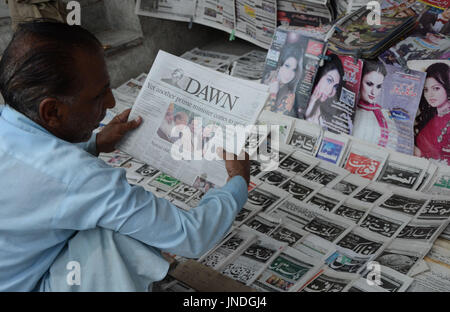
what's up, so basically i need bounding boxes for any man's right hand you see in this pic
[217,148,250,187]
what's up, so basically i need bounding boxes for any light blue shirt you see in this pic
[0,105,248,291]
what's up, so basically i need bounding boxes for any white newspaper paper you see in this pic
[118,50,269,187]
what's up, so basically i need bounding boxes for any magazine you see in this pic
[118,50,269,187]
[416,3,450,36]
[262,27,326,118]
[408,60,450,166]
[380,32,450,63]
[328,8,417,58]
[304,54,363,135]
[352,61,426,155]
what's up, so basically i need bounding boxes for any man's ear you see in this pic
[38,98,67,129]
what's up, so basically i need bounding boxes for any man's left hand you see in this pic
[96,109,142,154]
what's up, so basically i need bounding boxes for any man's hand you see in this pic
[217,147,250,186]
[96,109,142,154]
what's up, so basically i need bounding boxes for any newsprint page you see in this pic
[118,50,269,187]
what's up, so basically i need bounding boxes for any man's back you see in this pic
[0,105,88,291]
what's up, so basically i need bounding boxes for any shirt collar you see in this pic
[0,105,52,136]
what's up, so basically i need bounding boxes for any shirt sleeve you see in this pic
[52,160,248,259]
[74,133,98,156]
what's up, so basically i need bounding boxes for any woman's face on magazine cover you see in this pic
[278,56,298,84]
[424,77,448,108]
[361,71,385,104]
[314,69,341,102]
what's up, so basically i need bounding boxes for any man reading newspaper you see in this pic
[0,22,250,291]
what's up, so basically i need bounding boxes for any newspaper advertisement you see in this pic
[118,50,269,187]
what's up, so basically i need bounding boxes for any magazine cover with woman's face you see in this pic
[409,60,450,166]
[303,53,363,135]
[352,61,426,155]
[262,28,325,118]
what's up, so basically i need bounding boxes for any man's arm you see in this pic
[52,163,248,258]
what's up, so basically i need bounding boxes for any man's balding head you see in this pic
[0,21,103,121]
[0,21,115,143]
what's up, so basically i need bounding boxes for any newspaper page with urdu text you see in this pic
[118,50,269,187]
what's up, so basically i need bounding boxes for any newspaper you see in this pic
[341,139,389,181]
[288,119,323,156]
[180,47,239,71]
[363,265,414,292]
[199,228,256,270]
[257,110,295,144]
[194,0,236,32]
[118,50,269,187]
[302,160,349,187]
[302,209,354,243]
[377,151,430,190]
[425,165,450,195]
[316,130,350,166]
[332,198,372,224]
[251,246,323,292]
[235,0,278,49]
[418,196,450,223]
[262,27,326,118]
[279,151,319,175]
[375,239,432,276]
[346,277,388,292]
[247,183,289,213]
[220,234,286,285]
[378,188,430,217]
[230,50,268,81]
[359,207,412,238]
[352,183,391,204]
[280,176,322,201]
[328,174,370,196]
[304,188,347,213]
[135,0,197,22]
[407,245,450,292]
[296,267,359,292]
[397,220,449,243]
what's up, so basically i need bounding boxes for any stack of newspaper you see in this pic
[180,47,268,81]
[135,0,278,49]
